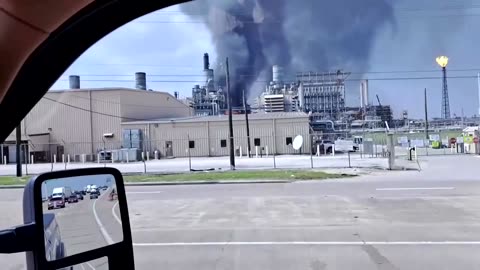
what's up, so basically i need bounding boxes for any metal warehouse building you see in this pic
[3,88,192,163]
[122,112,311,158]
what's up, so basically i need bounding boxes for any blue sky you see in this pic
[51,1,480,119]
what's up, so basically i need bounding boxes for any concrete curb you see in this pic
[125,180,293,186]
[0,185,25,189]
[0,180,293,189]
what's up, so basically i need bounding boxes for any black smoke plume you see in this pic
[180,0,394,105]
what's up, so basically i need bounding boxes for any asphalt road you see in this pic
[2,155,480,269]
[47,188,121,270]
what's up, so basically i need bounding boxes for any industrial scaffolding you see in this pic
[297,71,350,120]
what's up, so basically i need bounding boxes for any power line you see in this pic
[59,68,480,78]
[56,74,480,84]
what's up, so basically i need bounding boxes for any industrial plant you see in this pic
[191,53,226,116]
[185,52,395,137]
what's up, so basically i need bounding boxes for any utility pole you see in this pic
[243,89,252,158]
[16,124,22,177]
[226,58,235,170]
[424,88,429,140]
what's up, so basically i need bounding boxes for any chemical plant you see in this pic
[187,53,395,134]
[187,53,480,140]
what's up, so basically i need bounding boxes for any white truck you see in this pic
[51,187,72,200]
[334,139,357,153]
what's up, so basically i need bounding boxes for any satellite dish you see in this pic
[292,135,304,150]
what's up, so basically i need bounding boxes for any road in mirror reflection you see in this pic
[42,174,122,261]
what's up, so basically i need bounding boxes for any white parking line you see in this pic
[112,201,121,225]
[92,192,114,245]
[375,187,455,191]
[133,241,480,247]
[126,191,163,194]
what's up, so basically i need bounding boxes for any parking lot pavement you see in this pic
[55,190,121,270]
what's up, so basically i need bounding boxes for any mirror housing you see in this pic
[21,167,134,270]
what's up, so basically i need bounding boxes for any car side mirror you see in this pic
[0,168,134,270]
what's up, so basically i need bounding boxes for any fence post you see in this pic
[239,146,243,158]
[126,152,129,163]
[425,138,429,156]
[187,148,192,171]
[23,144,28,175]
[53,154,56,163]
[387,133,395,170]
[31,155,34,164]
[4,155,6,165]
[255,146,259,158]
[155,151,158,160]
[348,151,351,168]
[317,144,320,157]
[266,146,269,157]
[147,152,150,161]
[272,132,277,169]
[143,156,147,174]
[310,145,313,169]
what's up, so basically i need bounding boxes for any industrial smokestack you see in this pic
[298,82,305,110]
[69,75,80,89]
[135,72,147,90]
[360,80,369,108]
[203,53,210,70]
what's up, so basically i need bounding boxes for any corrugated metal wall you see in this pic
[123,116,310,158]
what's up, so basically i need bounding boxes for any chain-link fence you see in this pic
[3,131,468,175]
[371,130,478,159]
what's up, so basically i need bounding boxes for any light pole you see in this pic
[436,56,450,119]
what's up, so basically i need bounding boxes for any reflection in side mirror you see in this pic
[20,168,134,270]
[41,174,122,261]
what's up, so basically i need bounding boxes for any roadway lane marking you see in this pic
[375,187,455,191]
[85,262,96,270]
[133,241,480,247]
[126,191,163,194]
[92,191,114,245]
[112,201,121,225]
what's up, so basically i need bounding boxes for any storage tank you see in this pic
[272,65,284,83]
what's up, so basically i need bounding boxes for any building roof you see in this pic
[48,87,173,96]
[122,112,309,125]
